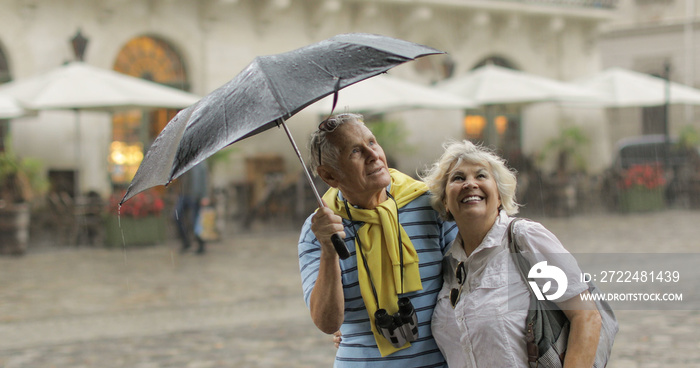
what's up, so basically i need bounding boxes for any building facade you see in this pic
[599,0,700,145]
[0,0,617,198]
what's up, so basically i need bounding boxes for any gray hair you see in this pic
[420,140,519,221]
[308,113,365,176]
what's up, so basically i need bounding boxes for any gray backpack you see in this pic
[508,218,619,368]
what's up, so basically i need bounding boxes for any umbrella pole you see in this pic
[279,119,350,259]
[279,120,324,207]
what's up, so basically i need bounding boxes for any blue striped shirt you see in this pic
[298,192,458,368]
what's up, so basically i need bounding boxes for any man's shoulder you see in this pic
[403,191,433,208]
[400,193,441,224]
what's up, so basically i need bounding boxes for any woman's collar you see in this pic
[450,210,509,261]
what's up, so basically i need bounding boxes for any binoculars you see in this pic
[374,297,419,348]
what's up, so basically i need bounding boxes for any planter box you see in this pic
[104,215,166,247]
[0,203,30,255]
[619,186,665,213]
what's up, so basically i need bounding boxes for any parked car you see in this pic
[601,134,700,210]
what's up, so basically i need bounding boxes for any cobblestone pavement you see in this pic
[0,209,699,367]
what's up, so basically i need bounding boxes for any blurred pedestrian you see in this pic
[174,160,209,254]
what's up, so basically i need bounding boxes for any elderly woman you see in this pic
[420,140,601,368]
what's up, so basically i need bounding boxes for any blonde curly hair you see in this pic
[420,140,520,221]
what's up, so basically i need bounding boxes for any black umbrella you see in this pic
[120,33,444,259]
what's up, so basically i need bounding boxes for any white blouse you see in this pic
[431,212,588,368]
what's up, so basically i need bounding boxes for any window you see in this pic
[640,67,669,136]
[110,36,189,185]
[472,56,516,70]
[642,105,666,135]
[467,57,522,163]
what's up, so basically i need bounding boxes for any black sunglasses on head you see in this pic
[316,116,343,167]
[318,116,342,132]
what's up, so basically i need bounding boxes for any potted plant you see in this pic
[538,125,590,175]
[617,163,666,212]
[0,139,48,255]
[104,188,166,247]
[536,125,590,216]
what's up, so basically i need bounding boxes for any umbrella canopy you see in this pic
[573,67,700,107]
[121,33,444,204]
[0,61,200,111]
[0,94,26,119]
[120,33,444,259]
[436,64,601,105]
[305,73,475,114]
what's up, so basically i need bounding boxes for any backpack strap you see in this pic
[507,218,529,282]
[507,217,545,364]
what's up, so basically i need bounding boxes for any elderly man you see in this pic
[298,113,457,367]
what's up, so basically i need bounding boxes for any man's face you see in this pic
[326,123,391,206]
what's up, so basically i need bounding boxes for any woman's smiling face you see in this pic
[444,160,501,223]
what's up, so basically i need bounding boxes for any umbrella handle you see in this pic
[331,233,351,260]
[279,119,350,259]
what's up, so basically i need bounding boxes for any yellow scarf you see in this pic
[322,169,427,356]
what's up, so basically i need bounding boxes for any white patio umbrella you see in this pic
[435,64,602,146]
[305,73,475,114]
[436,64,602,106]
[0,61,199,111]
[573,67,700,107]
[0,61,201,195]
[0,94,26,119]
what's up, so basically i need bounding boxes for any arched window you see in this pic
[113,36,188,89]
[472,56,516,70]
[110,36,189,185]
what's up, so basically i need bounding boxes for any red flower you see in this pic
[618,164,666,190]
[107,189,165,218]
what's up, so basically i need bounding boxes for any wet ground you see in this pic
[0,209,699,367]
